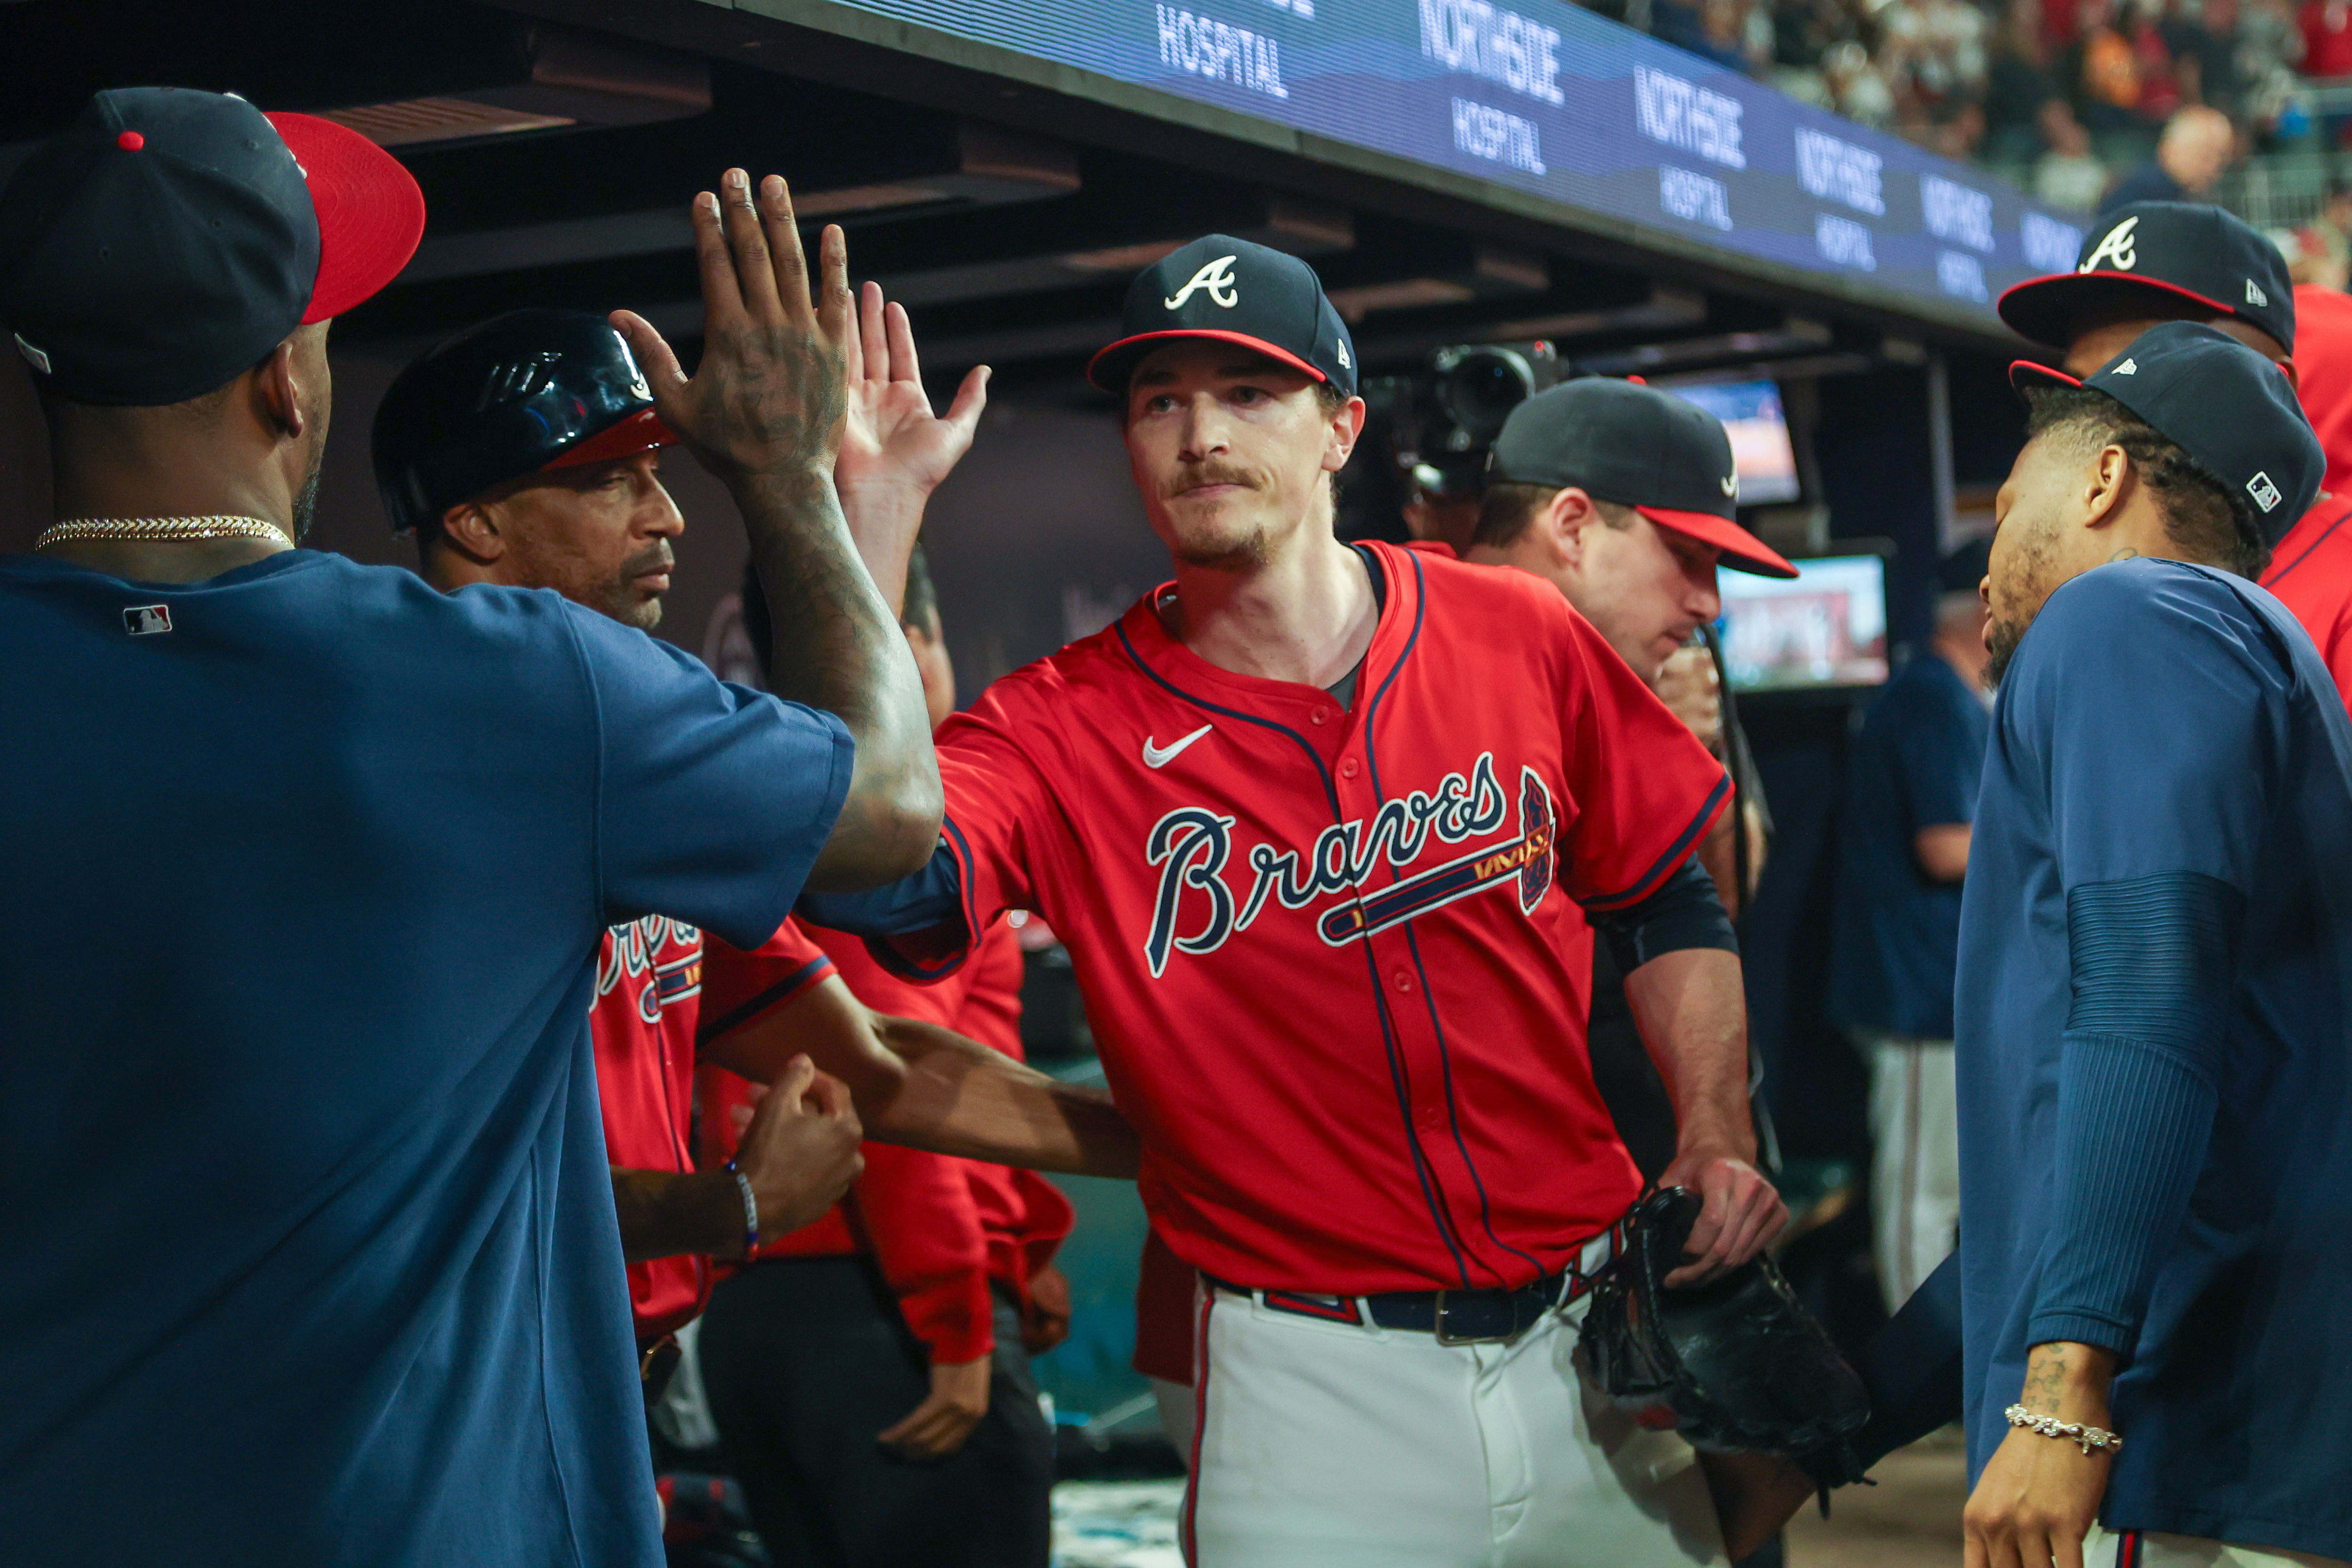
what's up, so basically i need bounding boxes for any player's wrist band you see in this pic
[2004,1404,2122,1455]
[724,1160,759,1257]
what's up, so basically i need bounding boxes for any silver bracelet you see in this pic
[724,1159,759,1256]
[2005,1404,2123,1455]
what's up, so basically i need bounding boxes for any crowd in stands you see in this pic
[1585,0,2352,222]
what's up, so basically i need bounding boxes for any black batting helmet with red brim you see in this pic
[372,309,678,535]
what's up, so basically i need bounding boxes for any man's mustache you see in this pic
[1162,463,1263,499]
[622,542,676,578]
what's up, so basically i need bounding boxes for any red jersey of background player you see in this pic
[592,916,835,1342]
[882,538,1727,1294]
[696,919,1072,1361]
[2265,283,2352,708]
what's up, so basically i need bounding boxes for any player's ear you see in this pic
[1322,395,1367,473]
[438,500,506,564]
[1547,487,1595,566]
[2081,444,2133,533]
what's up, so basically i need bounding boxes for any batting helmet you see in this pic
[371,308,676,534]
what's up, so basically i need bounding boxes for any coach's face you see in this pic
[1124,341,1362,570]
[443,452,685,630]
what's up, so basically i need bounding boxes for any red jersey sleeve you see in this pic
[696,917,837,1045]
[929,697,1059,961]
[847,1140,996,1363]
[1549,598,1732,910]
[810,919,980,1026]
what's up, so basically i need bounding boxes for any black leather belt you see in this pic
[1209,1221,1624,1346]
[1365,1275,1577,1344]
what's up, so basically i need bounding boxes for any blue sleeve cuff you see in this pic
[796,840,975,984]
[2023,1309,2139,1356]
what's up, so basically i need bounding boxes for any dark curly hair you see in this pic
[2024,385,2270,580]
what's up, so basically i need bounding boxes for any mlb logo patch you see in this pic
[123,604,172,636]
[2247,471,2283,513]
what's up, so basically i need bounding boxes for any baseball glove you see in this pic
[1580,1186,1871,1490]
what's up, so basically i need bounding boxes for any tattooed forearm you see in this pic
[2020,1341,2119,1415]
[2021,1344,2072,1410]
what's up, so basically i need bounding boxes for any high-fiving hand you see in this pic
[611,170,851,485]
[837,280,989,507]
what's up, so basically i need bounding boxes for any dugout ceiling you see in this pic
[0,0,2053,397]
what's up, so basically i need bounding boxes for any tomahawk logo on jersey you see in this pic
[882,541,1728,1295]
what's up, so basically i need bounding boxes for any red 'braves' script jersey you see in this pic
[592,915,834,1341]
[917,541,1729,1293]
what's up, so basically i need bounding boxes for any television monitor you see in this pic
[1716,552,1890,693]
[1665,380,1801,506]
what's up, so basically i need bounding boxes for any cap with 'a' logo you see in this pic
[1487,377,1797,577]
[1997,202,2295,358]
[1088,234,1358,397]
[2011,320,2322,545]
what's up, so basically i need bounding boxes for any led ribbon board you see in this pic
[818,0,2086,327]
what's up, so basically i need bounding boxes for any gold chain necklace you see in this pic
[34,515,292,552]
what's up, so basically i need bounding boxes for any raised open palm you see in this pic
[836,279,989,502]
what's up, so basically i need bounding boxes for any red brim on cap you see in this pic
[544,408,681,469]
[1995,270,2237,349]
[1087,328,1328,393]
[267,112,426,325]
[2008,359,2085,396]
[1637,506,1798,578]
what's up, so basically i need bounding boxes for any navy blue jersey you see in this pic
[1828,652,1990,1039]
[0,550,851,1567]
[1957,559,2352,1560]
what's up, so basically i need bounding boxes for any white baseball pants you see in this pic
[1861,1033,1961,1313]
[1182,1281,1729,1568]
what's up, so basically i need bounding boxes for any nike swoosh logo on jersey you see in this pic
[1142,723,1215,769]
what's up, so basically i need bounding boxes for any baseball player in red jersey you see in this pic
[808,235,1785,1567]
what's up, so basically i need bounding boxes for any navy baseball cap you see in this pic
[1088,234,1357,397]
[1998,203,2294,356]
[2011,320,2323,544]
[0,87,425,406]
[1488,378,1798,577]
